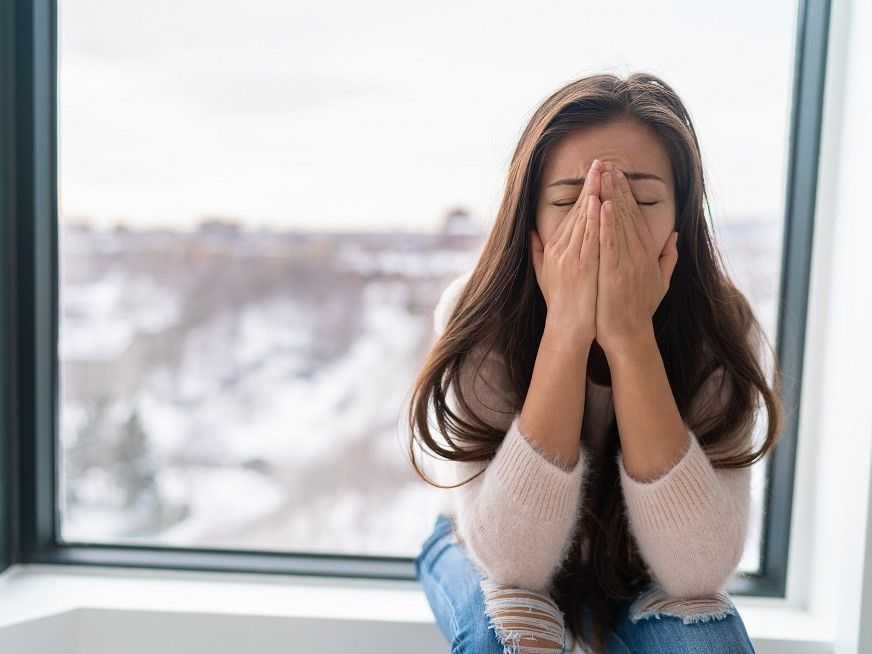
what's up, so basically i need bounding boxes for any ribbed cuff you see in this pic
[483,413,587,521]
[616,429,721,531]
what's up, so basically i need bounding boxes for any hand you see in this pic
[595,163,678,355]
[531,158,604,344]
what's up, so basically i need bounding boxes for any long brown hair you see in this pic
[406,72,785,653]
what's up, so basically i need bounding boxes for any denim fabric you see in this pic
[414,513,756,654]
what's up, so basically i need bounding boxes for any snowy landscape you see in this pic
[58,211,780,574]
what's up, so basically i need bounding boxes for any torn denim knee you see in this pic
[628,582,737,626]
[480,577,566,653]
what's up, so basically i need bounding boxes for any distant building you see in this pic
[197,217,242,237]
[440,207,483,236]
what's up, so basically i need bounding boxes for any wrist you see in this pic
[542,318,595,357]
[602,325,659,366]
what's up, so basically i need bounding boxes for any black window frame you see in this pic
[0,0,830,597]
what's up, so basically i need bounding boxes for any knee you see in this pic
[628,586,754,653]
[630,592,738,626]
[656,612,754,654]
[475,577,567,653]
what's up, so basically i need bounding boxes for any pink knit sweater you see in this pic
[427,273,754,600]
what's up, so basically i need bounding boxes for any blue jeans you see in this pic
[414,512,756,653]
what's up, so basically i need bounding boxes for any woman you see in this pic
[407,72,783,653]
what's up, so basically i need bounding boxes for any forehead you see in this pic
[542,117,673,187]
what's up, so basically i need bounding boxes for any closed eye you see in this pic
[552,200,659,207]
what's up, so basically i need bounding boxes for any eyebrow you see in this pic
[545,171,667,189]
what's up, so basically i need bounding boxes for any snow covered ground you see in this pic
[57,219,780,573]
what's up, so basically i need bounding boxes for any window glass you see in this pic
[58,0,797,574]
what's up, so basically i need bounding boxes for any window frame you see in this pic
[0,0,830,597]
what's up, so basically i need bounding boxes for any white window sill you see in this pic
[0,564,833,654]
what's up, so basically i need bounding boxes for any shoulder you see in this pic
[687,318,763,456]
[433,272,516,430]
[432,270,506,384]
[693,313,761,399]
[433,271,473,336]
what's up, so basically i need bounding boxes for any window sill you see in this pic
[0,564,832,653]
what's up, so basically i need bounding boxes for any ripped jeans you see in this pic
[414,513,756,653]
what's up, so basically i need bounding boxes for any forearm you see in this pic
[605,325,690,482]
[452,324,592,589]
[518,318,592,470]
[606,327,753,596]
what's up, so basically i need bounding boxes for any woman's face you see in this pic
[536,117,677,260]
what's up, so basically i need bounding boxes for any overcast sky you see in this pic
[58,0,797,233]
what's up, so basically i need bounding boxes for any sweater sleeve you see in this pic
[615,363,755,598]
[432,274,589,594]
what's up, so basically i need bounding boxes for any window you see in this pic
[0,0,828,598]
